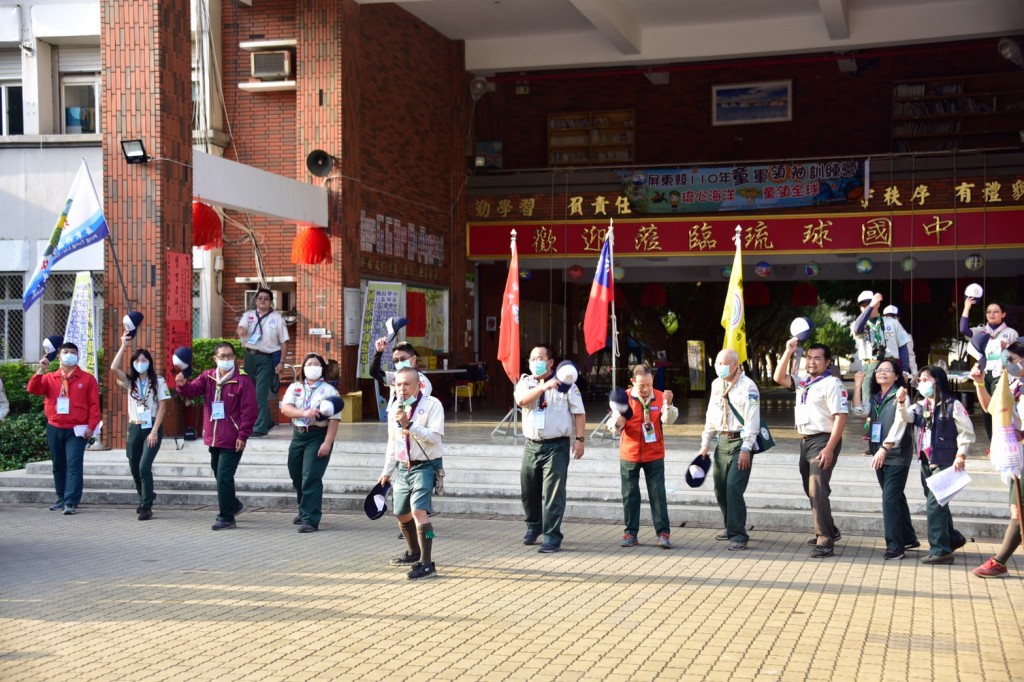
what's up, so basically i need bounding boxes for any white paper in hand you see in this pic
[925,466,971,507]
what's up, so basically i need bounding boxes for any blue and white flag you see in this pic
[22,159,108,311]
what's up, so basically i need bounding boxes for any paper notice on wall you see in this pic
[356,281,403,380]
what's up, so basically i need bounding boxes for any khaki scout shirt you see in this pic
[239,309,289,354]
[700,372,760,452]
[281,380,342,428]
[514,373,585,440]
[790,372,848,436]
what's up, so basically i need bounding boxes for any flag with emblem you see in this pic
[721,226,747,363]
[583,229,614,355]
[497,230,520,384]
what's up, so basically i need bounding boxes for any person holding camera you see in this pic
[850,291,911,406]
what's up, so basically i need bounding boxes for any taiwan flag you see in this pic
[583,234,614,355]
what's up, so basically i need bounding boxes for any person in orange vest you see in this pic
[612,365,679,549]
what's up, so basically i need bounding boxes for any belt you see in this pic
[526,436,569,445]
[720,431,742,439]
[246,349,274,356]
[801,433,829,440]
[129,421,153,426]
[294,424,327,432]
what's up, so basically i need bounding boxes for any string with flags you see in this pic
[721,224,748,363]
[497,229,520,384]
[23,159,112,312]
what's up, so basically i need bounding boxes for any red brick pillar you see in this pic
[295,0,358,387]
[100,1,193,443]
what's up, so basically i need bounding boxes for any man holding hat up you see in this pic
[698,348,760,551]
[515,344,586,553]
[883,305,918,378]
[378,366,446,579]
[774,340,849,558]
[613,365,678,549]
[850,291,910,405]
[235,288,289,437]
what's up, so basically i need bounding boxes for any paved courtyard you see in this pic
[0,503,1021,681]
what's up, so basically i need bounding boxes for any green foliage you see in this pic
[0,362,45,415]
[810,306,856,358]
[0,412,48,471]
[169,338,244,405]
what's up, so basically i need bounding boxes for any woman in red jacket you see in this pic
[176,342,258,530]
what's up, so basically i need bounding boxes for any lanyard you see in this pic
[799,374,828,404]
[254,311,271,336]
[872,385,897,419]
[537,375,550,410]
[635,395,652,424]
[133,377,150,407]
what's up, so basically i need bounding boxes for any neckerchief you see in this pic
[872,384,898,419]
[719,377,737,430]
[631,390,653,425]
[401,394,423,456]
[132,376,151,408]
[985,321,1007,336]
[536,374,551,410]
[301,380,323,412]
[798,373,829,404]
[214,368,235,402]
[867,317,884,347]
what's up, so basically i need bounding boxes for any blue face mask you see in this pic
[714,363,732,380]
[133,361,150,374]
[395,359,413,371]
[217,359,235,372]
[61,353,79,367]
[531,360,549,377]
[917,381,934,398]
[402,395,417,408]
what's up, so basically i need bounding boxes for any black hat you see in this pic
[43,334,64,362]
[385,316,409,345]
[685,454,712,488]
[173,347,193,378]
[364,481,392,520]
[555,360,578,393]
[608,387,634,420]
[970,331,991,372]
[123,311,144,338]
[789,317,814,342]
[317,395,345,418]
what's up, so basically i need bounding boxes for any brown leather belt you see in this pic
[721,431,741,439]
[294,424,326,432]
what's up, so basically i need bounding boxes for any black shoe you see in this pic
[538,543,561,553]
[298,523,318,533]
[883,549,905,560]
[810,546,834,558]
[951,536,967,551]
[136,503,144,514]
[715,532,730,541]
[921,553,954,565]
[212,520,236,531]
[250,432,268,438]
[523,529,540,545]
[293,515,303,525]
[904,540,921,550]
[234,500,245,516]
[389,551,420,566]
[727,541,748,551]
[407,562,438,580]
[807,527,842,546]
[137,508,153,521]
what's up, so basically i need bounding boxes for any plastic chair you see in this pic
[454,383,473,413]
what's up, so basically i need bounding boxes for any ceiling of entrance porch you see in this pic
[356,0,1024,74]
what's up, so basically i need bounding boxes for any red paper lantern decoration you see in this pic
[291,226,333,265]
[791,282,818,307]
[641,283,667,307]
[567,265,584,281]
[191,201,223,249]
[902,279,931,304]
[745,282,770,306]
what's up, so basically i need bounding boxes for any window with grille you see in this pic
[41,273,105,352]
[192,270,202,337]
[0,274,25,361]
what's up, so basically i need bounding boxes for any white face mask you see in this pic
[304,365,323,381]
[217,359,235,372]
[133,361,150,374]
[917,380,934,398]
[1007,360,1023,378]
[395,359,412,371]
[714,363,732,380]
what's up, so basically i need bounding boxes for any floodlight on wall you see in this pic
[121,139,149,164]
[998,38,1024,68]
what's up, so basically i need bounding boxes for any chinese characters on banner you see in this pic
[356,282,403,380]
[165,252,193,380]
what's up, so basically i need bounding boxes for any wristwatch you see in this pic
[575,436,585,442]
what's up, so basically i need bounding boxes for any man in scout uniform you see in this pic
[774,340,849,558]
[28,341,101,515]
[370,338,432,412]
[850,291,910,404]
[515,344,586,554]
[235,287,289,437]
[613,364,679,549]
[379,367,446,580]
[698,348,759,551]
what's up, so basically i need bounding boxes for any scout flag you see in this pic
[497,230,520,384]
[721,226,747,363]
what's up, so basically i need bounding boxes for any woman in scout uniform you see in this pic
[960,298,1019,440]
[280,353,342,533]
[110,332,171,520]
[968,340,1024,578]
[899,366,973,564]
[852,357,920,560]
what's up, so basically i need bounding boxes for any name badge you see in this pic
[296,417,310,428]
[794,404,810,426]
[870,422,882,443]
[643,421,657,443]
[533,409,546,430]
[211,401,226,420]
[56,397,70,415]
[138,409,153,429]
[247,329,262,345]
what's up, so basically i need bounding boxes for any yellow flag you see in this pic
[720,234,747,363]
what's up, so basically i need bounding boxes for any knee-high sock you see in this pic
[400,518,419,557]
[994,520,1022,565]
[418,523,434,565]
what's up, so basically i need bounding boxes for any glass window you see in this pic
[61,76,100,134]
[1,84,23,136]
[0,274,25,361]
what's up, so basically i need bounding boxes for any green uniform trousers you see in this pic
[126,423,163,508]
[244,350,275,436]
[521,437,570,546]
[920,459,966,556]
[288,427,333,526]
[620,458,670,536]
[712,437,751,543]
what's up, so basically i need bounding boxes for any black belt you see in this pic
[246,349,274,356]
[526,436,569,445]
[721,431,742,439]
[294,424,326,432]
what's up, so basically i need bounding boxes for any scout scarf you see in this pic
[798,373,829,404]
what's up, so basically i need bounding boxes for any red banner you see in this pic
[466,207,1024,259]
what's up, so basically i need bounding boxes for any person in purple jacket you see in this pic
[176,342,258,530]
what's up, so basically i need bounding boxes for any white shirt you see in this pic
[0,378,9,421]
[381,393,445,478]
[700,372,760,452]
[851,315,909,363]
[790,372,848,436]
[121,375,171,423]
[238,309,290,353]
[966,324,1019,377]
[281,380,342,427]
[514,374,585,440]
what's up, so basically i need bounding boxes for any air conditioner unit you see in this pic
[250,50,292,80]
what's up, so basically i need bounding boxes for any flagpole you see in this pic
[608,219,617,392]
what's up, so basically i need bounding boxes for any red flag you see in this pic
[583,236,614,355]
[497,234,520,384]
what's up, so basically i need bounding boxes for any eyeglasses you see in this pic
[392,355,411,363]
[874,368,894,375]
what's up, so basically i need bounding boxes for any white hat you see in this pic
[857,290,874,304]
[789,317,814,342]
[882,305,899,316]
[687,464,706,480]
[964,283,984,299]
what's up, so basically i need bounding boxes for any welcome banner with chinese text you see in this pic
[616,159,868,214]
[466,206,1024,259]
